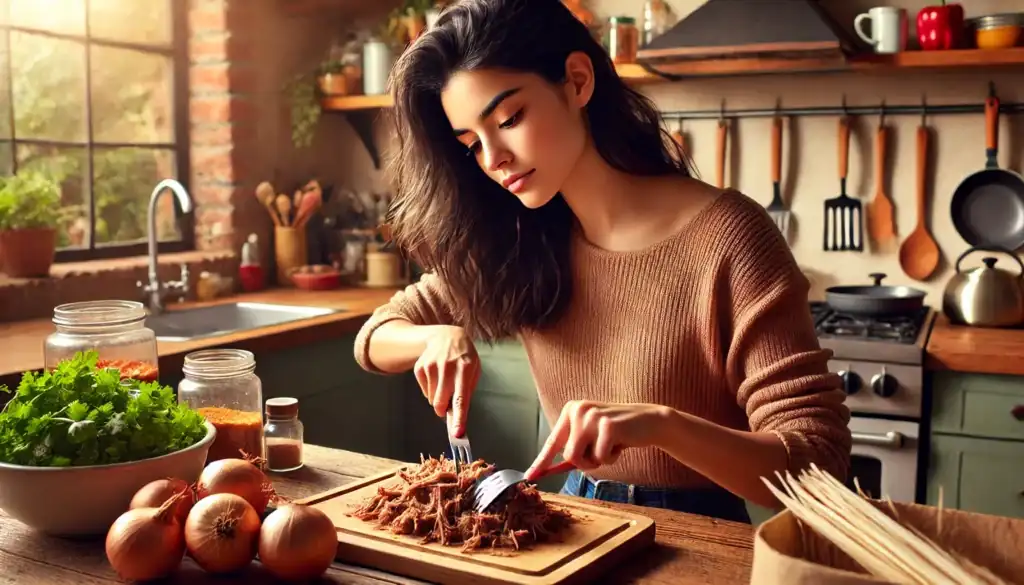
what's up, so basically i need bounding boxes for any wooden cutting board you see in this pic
[296,466,656,585]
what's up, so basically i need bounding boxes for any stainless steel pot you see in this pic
[942,246,1024,327]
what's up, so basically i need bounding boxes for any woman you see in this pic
[354,0,851,523]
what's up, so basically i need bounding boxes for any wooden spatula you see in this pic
[899,122,940,281]
[715,119,728,188]
[866,122,896,246]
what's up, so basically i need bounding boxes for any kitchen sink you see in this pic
[146,302,341,342]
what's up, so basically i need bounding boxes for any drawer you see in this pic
[927,434,1024,520]
[931,372,1024,441]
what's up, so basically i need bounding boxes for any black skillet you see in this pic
[825,273,926,317]
[949,91,1024,251]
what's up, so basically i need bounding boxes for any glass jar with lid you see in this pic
[44,300,159,381]
[605,16,639,64]
[263,397,304,472]
[178,349,264,463]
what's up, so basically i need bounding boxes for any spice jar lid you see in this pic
[265,397,299,419]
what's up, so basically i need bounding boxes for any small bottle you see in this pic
[263,397,304,472]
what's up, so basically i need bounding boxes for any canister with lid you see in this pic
[44,300,159,381]
[606,16,639,64]
[178,349,264,462]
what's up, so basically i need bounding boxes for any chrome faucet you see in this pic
[138,179,194,314]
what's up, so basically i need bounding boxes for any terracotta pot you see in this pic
[0,228,57,278]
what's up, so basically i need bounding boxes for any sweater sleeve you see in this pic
[721,196,852,483]
[353,272,459,374]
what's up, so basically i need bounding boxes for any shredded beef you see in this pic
[348,455,573,553]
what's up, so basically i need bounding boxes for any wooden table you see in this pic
[0,445,755,584]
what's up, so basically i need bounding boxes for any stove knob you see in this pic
[871,373,898,398]
[838,371,862,395]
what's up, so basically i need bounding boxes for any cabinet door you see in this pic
[927,433,1024,520]
[932,372,1024,441]
[466,340,542,471]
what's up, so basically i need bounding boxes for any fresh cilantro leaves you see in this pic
[0,350,208,467]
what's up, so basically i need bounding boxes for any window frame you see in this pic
[0,0,193,263]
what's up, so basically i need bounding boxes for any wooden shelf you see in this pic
[320,94,394,111]
[637,47,1024,79]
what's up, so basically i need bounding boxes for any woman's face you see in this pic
[440,55,594,209]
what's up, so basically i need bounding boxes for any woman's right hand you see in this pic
[413,325,480,438]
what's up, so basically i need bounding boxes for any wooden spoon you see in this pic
[256,181,281,226]
[866,123,895,246]
[898,123,940,281]
[275,194,292,227]
[715,119,728,188]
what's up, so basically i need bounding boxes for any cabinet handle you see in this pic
[1013,405,1024,421]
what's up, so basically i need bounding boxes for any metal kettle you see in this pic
[942,246,1024,327]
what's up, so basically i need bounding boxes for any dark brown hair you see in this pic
[385,0,694,342]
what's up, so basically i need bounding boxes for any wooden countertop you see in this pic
[0,286,400,382]
[0,444,755,584]
[925,314,1024,376]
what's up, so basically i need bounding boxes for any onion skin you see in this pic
[197,458,271,514]
[106,492,186,582]
[258,504,338,580]
[130,477,195,525]
[185,493,260,574]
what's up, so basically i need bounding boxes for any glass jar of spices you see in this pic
[178,349,264,463]
[606,16,639,64]
[44,300,159,381]
[263,397,304,472]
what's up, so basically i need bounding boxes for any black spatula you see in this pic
[824,116,864,251]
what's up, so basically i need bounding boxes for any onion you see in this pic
[184,493,260,574]
[106,492,186,581]
[130,477,195,525]
[258,504,338,580]
[197,458,272,514]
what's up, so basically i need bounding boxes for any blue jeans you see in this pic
[559,470,752,524]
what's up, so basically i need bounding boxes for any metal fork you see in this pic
[471,460,576,513]
[445,408,473,474]
[767,115,792,243]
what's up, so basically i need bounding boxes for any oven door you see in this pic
[846,416,919,503]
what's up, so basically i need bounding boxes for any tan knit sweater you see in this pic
[354,190,852,488]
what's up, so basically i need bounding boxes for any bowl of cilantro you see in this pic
[0,350,215,537]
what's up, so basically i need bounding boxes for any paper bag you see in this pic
[751,500,1024,584]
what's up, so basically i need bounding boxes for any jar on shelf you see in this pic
[606,16,639,64]
[44,300,159,381]
[263,397,304,473]
[178,349,264,463]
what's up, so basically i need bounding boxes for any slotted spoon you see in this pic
[472,460,576,513]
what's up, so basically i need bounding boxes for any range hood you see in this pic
[637,0,857,69]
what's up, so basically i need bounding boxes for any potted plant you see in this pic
[0,171,62,278]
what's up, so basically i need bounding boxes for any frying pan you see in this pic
[825,273,926,317]
[949,92,1024,251]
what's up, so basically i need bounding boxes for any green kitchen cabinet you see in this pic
[927,371,1024,520]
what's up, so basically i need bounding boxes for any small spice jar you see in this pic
[44,300,159,381]
[178,349,264,463]
[263,397,304,473]
[606,16,639,64]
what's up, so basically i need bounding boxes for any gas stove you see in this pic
[809,302,932,504]
[809,301,935,420]
[809,301,934,366]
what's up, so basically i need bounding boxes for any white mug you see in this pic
[854,7,908,54]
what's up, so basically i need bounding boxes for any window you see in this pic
[0,0,191,262]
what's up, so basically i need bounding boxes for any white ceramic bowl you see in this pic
[0,420,216,536]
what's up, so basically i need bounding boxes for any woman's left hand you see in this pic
[524,401,672,481]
